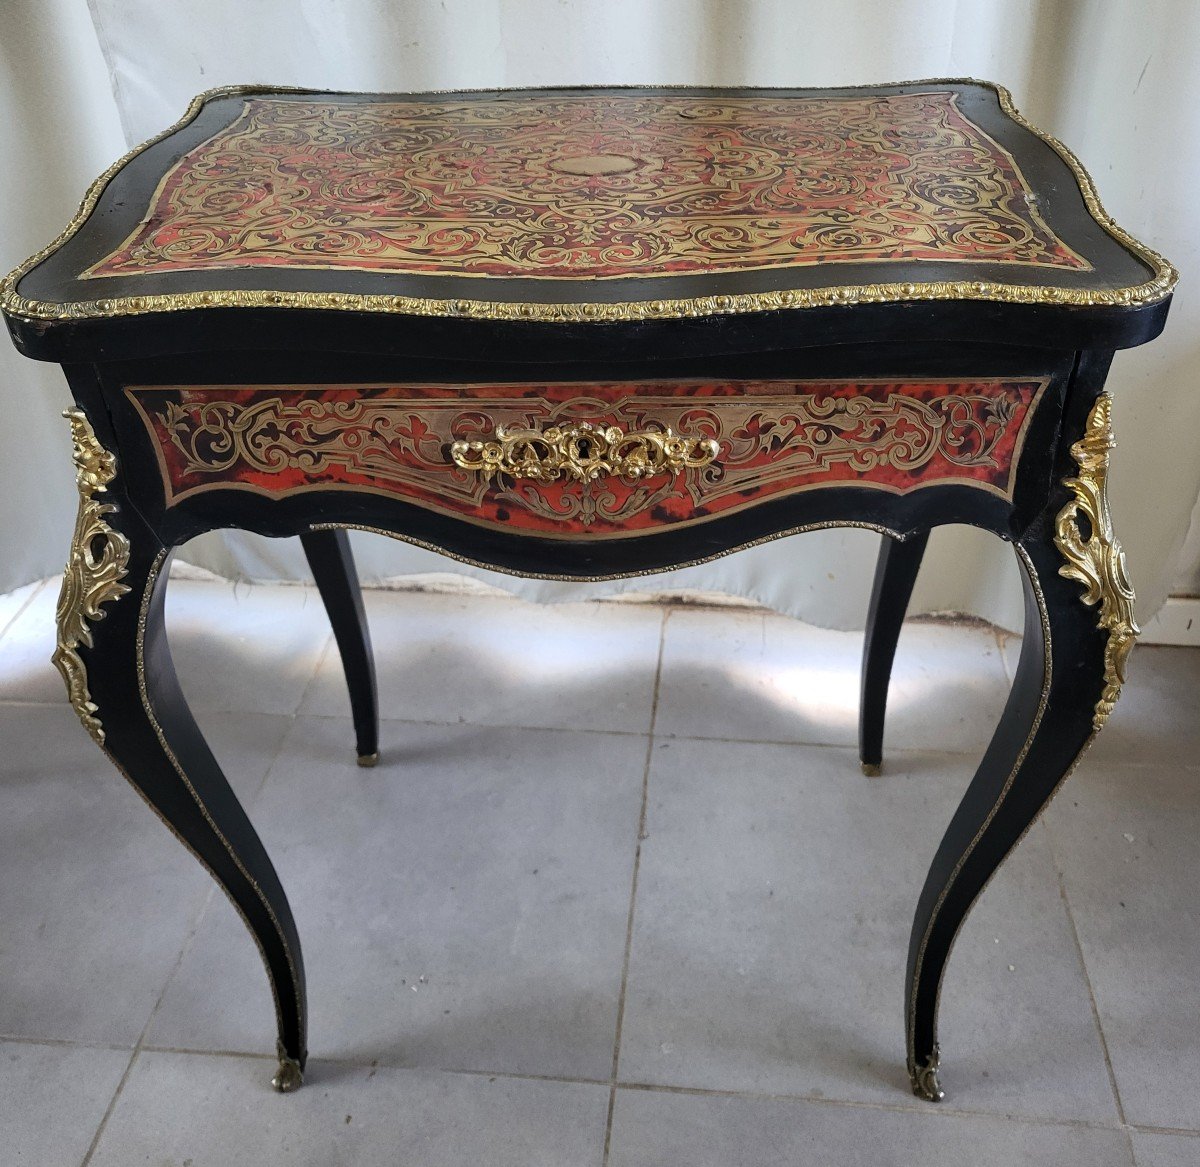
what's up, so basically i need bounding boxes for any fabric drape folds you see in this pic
[2,0,1192,632]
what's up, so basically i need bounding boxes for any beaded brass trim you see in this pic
[307,518,898,582]
[1054,394,1139,730]
[0,81,1175,324]
[52,409,131,745]
[450,421,719,484]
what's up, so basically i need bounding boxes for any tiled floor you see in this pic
[1,575,1198,1166]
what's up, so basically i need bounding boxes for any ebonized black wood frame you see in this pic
[3,81,1171,1103]
[38,327,1133,1101]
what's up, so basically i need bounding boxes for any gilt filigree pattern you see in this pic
[54,409,131,745]
[450,421,719,483]
[88,92,1087,280]
[1054,394,1139,730]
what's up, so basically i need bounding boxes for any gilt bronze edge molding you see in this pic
[0,79,1175,325]
[53,408,132,744]
[1053,393,1140,731]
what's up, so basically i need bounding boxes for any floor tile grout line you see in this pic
[1126,1123,1200,1139]
[109,712,293,1070]
[610,1077,1136,1133]
[460,1067,1148,1134]
[0,577,47,645]
[96,1041,1195,1139]
[72,721,291,1166]
[141,886,221,1037]
[1054,862,1129,1127]
[318,709,1008,760]
[601,606,669,1167]
[651,733,990,756]
[242,706,311,812]
[13,1019,1197,1140]
[77,878,223,1167]
[1122,1127,1140,1167]
[76,1046,139,1167]
[3,694,1191,774]
[5,696,1200,771]
[294,628,337,718]
[2,583,1191,1153]
[0,581,297,1165]
[0,1033,134,1053]
[373,714,649,740]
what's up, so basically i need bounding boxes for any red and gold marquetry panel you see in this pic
[127,379,1048,537]
[89,93,1087,280]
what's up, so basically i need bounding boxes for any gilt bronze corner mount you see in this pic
[52,408,131,745]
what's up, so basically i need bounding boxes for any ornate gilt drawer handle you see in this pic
[450,421,719,483]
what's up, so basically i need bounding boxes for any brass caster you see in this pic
[909,1046,944,1102]
[271,1042,304,1093]
[861,761,882,777]
[357,751,380,768]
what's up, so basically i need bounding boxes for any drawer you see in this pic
[126,377,1049,537]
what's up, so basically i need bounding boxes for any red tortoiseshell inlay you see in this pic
[89,92,1088,280]
[127,379,1047,537]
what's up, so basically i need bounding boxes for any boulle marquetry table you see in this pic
[0,81,1175,1100]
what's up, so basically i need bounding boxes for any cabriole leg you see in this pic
[905,394,1137,1100]
[859,531,930,776]
[54,408,308,1091]
[300,528,379,766]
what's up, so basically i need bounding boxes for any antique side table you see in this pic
[1,82,1175,1100]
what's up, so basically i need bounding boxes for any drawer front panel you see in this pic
[127,378,1049,537]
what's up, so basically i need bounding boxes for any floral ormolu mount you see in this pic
[0,81,1174,1101]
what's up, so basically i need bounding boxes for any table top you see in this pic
[1,82,1175,359]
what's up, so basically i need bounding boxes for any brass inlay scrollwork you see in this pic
[53,408,131,745]
[0,81,1176,324]
[1054,394,1139,730]
[84,92,1088,280]
[449,421,719,484]
[138,382,1042,534]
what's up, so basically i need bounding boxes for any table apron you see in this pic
[108,372,1065,569]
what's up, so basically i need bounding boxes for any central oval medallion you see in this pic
[549,154,641,176]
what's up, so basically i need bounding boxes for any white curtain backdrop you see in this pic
[1,0,1194,632]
